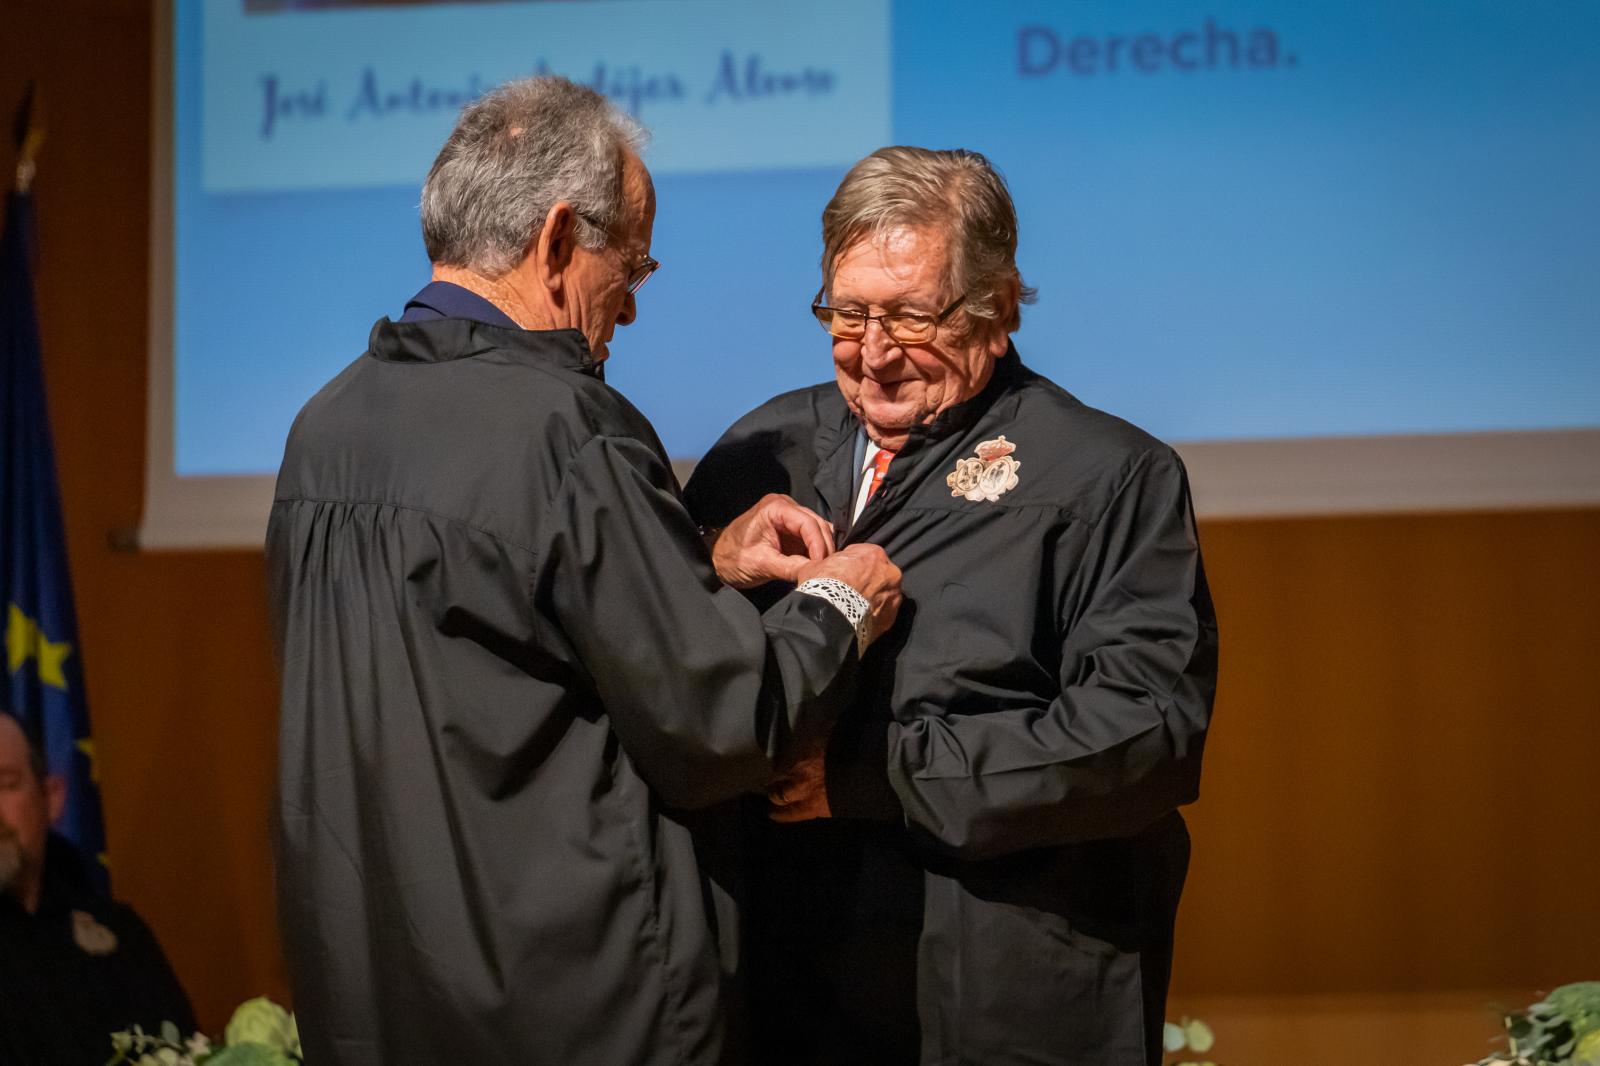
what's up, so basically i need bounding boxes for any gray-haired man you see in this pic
[267,76,900,1065]
[686,146,1217,1066]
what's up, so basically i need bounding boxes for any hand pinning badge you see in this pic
[947,435,1021,503]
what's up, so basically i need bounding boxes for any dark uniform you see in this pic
[267,307,861,1066]
[684,348,1218,1066]
[0,836,194,1065]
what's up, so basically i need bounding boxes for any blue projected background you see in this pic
[170,0,1600,476]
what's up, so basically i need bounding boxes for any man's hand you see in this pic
[711,494,835,589]
[768,741,831,823]
[796,544,903,650]
[767,544,902,824]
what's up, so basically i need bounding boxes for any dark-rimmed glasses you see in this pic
[810,289,966,345]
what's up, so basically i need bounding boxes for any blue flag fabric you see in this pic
[1,189,108,891]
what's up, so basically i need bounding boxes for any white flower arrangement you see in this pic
[107,996,301,1066]
[1470,983,1600,1066]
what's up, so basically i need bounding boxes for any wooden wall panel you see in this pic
[4,0,1597,1040]
[3,0,289,1030]
[1176,511,1600,997]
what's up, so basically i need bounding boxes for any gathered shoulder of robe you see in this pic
[684,347,1219,1066]
[267,316,859,1066]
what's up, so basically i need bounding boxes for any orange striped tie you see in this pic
[867,447,895,499]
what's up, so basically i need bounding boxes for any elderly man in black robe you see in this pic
[266,77,901,1066]
[685,146,1218,1066]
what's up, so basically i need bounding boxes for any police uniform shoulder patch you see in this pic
[72,909,118,956]
[947,435,1021,503]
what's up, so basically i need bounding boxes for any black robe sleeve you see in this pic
[888,449,1217,859]
[538,433,858,810]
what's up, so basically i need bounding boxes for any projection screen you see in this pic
[142,0,1600,548]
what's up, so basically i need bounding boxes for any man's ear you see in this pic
[988,277,1021,358]
[531,202,580,295]
[44,775,65,825]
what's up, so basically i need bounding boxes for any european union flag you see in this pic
[1,185,109,890]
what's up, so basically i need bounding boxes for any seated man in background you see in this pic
[0,713,195,1063]
[685,146,1218,1066]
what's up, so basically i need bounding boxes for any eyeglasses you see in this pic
[810,289,966,345]
[577,211,659,295]
[623,254,659,295]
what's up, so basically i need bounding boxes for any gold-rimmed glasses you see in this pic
[810,289,966,345]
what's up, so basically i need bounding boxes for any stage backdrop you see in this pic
[142,0,1600,546]
[3,3,1597,1052]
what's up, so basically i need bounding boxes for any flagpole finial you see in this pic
[13,81,46,195]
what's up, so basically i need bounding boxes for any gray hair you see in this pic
[421,76,647,278]
[821,146,1037,335]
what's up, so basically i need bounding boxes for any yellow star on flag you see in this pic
[6,603,73,691]
[76,737,100,784]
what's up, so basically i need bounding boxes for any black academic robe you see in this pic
[267,319,859,1066]
[684,348,1218,1066]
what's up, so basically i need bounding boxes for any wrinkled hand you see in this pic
[768,739,830,823]
[796,543,903,650]
[711,494,835,589]
[768,545,902,823]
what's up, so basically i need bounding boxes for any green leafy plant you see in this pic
[1471,982,1600,1066]
[107,997,301,1066]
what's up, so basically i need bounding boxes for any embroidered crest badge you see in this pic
[947,435,1021,503]
[72,909,119,956]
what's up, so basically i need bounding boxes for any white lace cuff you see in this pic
[796,577,871,651]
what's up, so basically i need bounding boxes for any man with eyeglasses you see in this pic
[267,77,902,1066]
[685,146,1218,1066]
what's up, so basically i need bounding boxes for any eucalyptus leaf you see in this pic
[1552,983,1600,1037]
[1162,1022,1187,1052]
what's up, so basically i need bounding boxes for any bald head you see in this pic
[0,716,64,912]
